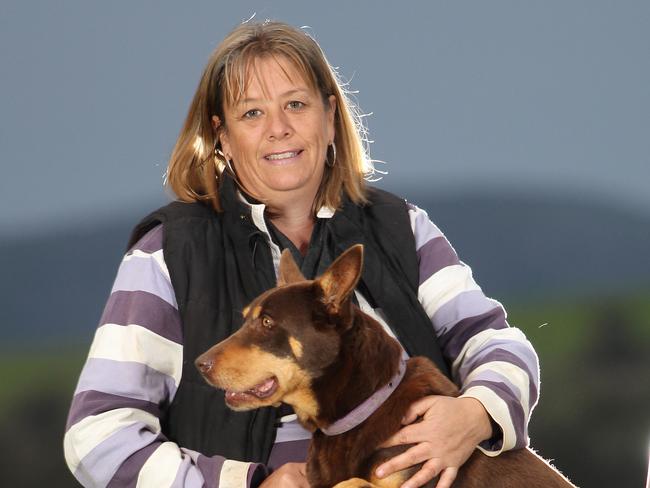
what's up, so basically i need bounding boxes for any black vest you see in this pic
[129,178,450,464]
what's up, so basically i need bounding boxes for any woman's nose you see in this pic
[267,109,292,140]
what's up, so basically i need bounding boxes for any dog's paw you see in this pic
[332,478,378,488]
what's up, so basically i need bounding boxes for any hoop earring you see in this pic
[326,142,337,167]
[214,143,235,175]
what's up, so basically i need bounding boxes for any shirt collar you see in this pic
[236,190,336,233]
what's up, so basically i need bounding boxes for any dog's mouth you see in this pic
[225,376,279,407]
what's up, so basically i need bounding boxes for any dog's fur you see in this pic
[196,245,575,488]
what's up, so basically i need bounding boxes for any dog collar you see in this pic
[320,357,407,436]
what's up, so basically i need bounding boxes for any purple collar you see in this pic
[320,358,407,436]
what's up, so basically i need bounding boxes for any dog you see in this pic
[196,245,576,487]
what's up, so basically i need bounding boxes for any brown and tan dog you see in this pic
[196,245,575,488]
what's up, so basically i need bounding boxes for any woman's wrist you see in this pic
[458,397,494,444]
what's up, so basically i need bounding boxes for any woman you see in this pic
[64,20,539,488]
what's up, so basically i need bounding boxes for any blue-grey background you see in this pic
[1,1,648,487]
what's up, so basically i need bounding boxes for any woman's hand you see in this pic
[375,396,493,488]
[260,462,309,488]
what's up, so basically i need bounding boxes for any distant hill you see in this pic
[409,191,650,299]
[2,191,649,345]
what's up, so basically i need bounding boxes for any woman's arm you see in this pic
[407,203,540,454]
[409,206,539,455]
[375,204,541,487]
[63,225,266,487]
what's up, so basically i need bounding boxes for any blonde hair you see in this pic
[165,20,372,212]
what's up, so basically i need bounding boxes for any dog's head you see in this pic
[195,244,364,417]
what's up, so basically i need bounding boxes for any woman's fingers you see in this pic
[434,467,458,488]
[401,395,439,425]
[380,422,422,448]
[376,449,460,488]
[259,462,309,487]
[399,458,445,488]
[375,442,431,479]
[377,396,485,487]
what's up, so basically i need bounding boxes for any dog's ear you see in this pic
[316,244,364,314]
[278,249,305,286]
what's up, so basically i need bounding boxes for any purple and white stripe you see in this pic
[408,203,540,454]
[64,225,263,487]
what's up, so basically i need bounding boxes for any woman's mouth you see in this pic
[264,150,303,163]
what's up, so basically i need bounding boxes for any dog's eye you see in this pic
[261,316,274,329]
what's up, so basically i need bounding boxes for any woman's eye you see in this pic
[287,100,305,110]
[243,109,262,119]
[261,316,273,329]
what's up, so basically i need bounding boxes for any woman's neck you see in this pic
[261,185,319,254]
[269,208,315,255]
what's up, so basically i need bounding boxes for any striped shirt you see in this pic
[64,202,540,487]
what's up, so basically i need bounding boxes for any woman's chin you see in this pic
[236,159,325,201]
[250,176,323,202]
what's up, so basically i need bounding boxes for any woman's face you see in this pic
[216,56,336,208]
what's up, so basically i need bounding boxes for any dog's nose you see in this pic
[195,356,214,374]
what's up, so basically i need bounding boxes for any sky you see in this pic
[1,0,649,237]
